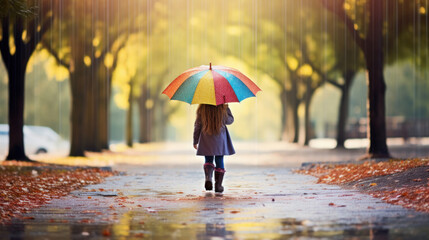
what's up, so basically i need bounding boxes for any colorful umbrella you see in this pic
[162,63,261,106]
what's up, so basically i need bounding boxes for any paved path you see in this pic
[3,142,429,239]
[2,163,429,239]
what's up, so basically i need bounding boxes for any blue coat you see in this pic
[193,107,235,156]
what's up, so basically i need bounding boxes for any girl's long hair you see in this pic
[197,104,228,135]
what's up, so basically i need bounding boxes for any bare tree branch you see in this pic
[326,78,343,89]
[107,39,127,71]
[0,17,11,69]
[13,16,24,50]
[321,0,365,51]
[27,15,53,54]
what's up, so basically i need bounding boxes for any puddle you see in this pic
[4,209,429,240]
[75,191,118,197]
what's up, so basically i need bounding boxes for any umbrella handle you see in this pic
[209,62,212,70]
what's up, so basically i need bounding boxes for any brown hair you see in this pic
[197,104,228,135]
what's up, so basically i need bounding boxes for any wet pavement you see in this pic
[2,163,429,239]
[3,142,429,239]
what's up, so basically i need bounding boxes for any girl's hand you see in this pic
[193,144,198,150]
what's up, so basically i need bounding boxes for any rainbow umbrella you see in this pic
[162,63,261,106]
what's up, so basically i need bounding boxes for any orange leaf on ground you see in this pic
[296,159,429,213]
[102,229,111,236]
[0,166,116,224]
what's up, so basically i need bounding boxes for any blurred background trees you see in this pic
[0,0,54,160]
[0,0,428,160]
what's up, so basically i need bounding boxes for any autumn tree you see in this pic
[301,7,364,148]
[231,0,329,144]
[320,0,426,157]
[112,33,147,147]
[111,1,180,145]
[327,28,362,149]
[0,0,55,161]
[0,0,34,17]
[43,0,145,156]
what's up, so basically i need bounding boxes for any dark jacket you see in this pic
[193,107,235,156]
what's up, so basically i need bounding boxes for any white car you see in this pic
[0,124,69,156]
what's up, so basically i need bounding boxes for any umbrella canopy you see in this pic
[162,63,261,106]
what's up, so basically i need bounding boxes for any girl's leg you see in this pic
[204,156,215,191]
[214,156,225,192]
[214,155,224,169]
[205,156,214,164]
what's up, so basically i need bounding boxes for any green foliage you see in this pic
[0,49,70,138]
[349,62,429,119]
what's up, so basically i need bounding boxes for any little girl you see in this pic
[193,104,235,193]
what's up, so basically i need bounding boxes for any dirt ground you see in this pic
[345,166,429,192]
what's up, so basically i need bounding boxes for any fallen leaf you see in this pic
[102,229,111,237]
[0,166,116,224]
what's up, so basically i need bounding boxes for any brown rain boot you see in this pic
[204,163,215,191]
[214,168,226,193]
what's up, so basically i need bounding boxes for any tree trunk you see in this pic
[126,81,134,147]
[281,89,298,143]
[282,82,299,143]
[6,64,30,161]
[83,65,100,152]
[69,71,86,157]
[138,83,150,143]
[1,14,50,161]
[291,96,300,143]
[364,0,390,158]
[98,67,111,150]
[68,23,87,156]
[303,78,312,146]
[335,71,354,149]
[336,85,349,149]
[280,90,288,141]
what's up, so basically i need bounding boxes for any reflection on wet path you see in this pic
[2,165,429,239]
